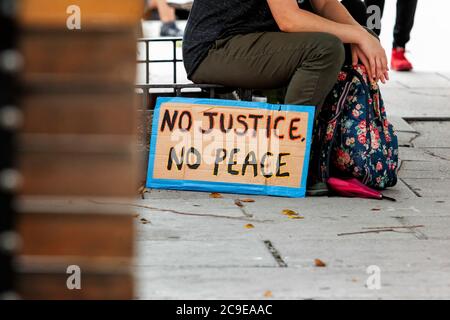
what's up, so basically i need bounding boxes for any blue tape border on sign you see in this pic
[146,97,315,198]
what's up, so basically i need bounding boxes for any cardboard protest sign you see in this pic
[146,97,315,197]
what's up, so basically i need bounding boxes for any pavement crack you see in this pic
[394,217,428,240]
[408,90,450,98]
[337,225,424,237]
[407,131,421,148]
[89,200,271,223]
[363,225,424,230]
[263,240,288,268]
[437,72,450,82]
[399,178,423,198]
[423,149,450,161]
[338,229,396,236]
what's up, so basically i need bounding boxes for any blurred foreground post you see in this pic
[0,0,20,300]
[14,0,143,299]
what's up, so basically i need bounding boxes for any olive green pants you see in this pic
[191,32,346,109]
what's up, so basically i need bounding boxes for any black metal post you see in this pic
[145,40,150,85]
[0,0,21,300]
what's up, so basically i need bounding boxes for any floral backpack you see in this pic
[314,65,399,190]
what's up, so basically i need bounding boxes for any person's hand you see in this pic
[351,44,385,83]
[353,30,389,84]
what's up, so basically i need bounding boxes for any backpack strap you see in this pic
[315,67,356,182]
[347,66,374,185]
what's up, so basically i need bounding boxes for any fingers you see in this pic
[370,56,376,82]
[377,50,390,83]
[382,53,389,72]
[376,57,385,84]
[357,49,373,81]
[354,43,390,84]
[370,51,388,83]
[358,35,391,84]
[382,52,389,81]
[351,45,358,66]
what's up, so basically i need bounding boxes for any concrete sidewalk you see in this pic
[131,71,450,299]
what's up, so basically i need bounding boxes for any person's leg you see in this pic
[192,32,345,109]
[147,0,156,10]
[143,0,156,20]
[192,32,344,194]
[154,0,183,37]
[364,0,385,36]
[154,0,176,23]
[391,0,417,71]
[393,0,418,48]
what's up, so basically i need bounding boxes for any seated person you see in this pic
[183,0,389,194]
[183,0,388,108]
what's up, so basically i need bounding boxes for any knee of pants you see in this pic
[313,32,346,69]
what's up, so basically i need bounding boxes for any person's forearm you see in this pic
[268,0,365,44]
[277,8,364,44]
[313,0,360,26]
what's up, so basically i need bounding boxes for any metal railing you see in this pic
[137,36,182,85]
[136,36,252,109]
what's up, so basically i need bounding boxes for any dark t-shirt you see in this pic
[182,0,280,79]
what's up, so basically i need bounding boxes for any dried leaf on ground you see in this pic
[245,224,255,229]
[314,259,327,267]
[210,192,223,199]
[282,209,304,220]
[234,199,244,207]
[240,198,255,203]
[282,209,298,216]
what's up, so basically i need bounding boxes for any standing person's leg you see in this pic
[152,0,183,37]
[147,0,156,10]
[393,0,418,48]
[154,0,176,23]
[391,0,417,71]
[143,0,156,20]
[364,0,385,36]
[192,32,345,110]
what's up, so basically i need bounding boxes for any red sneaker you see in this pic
[391,47,413,71]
